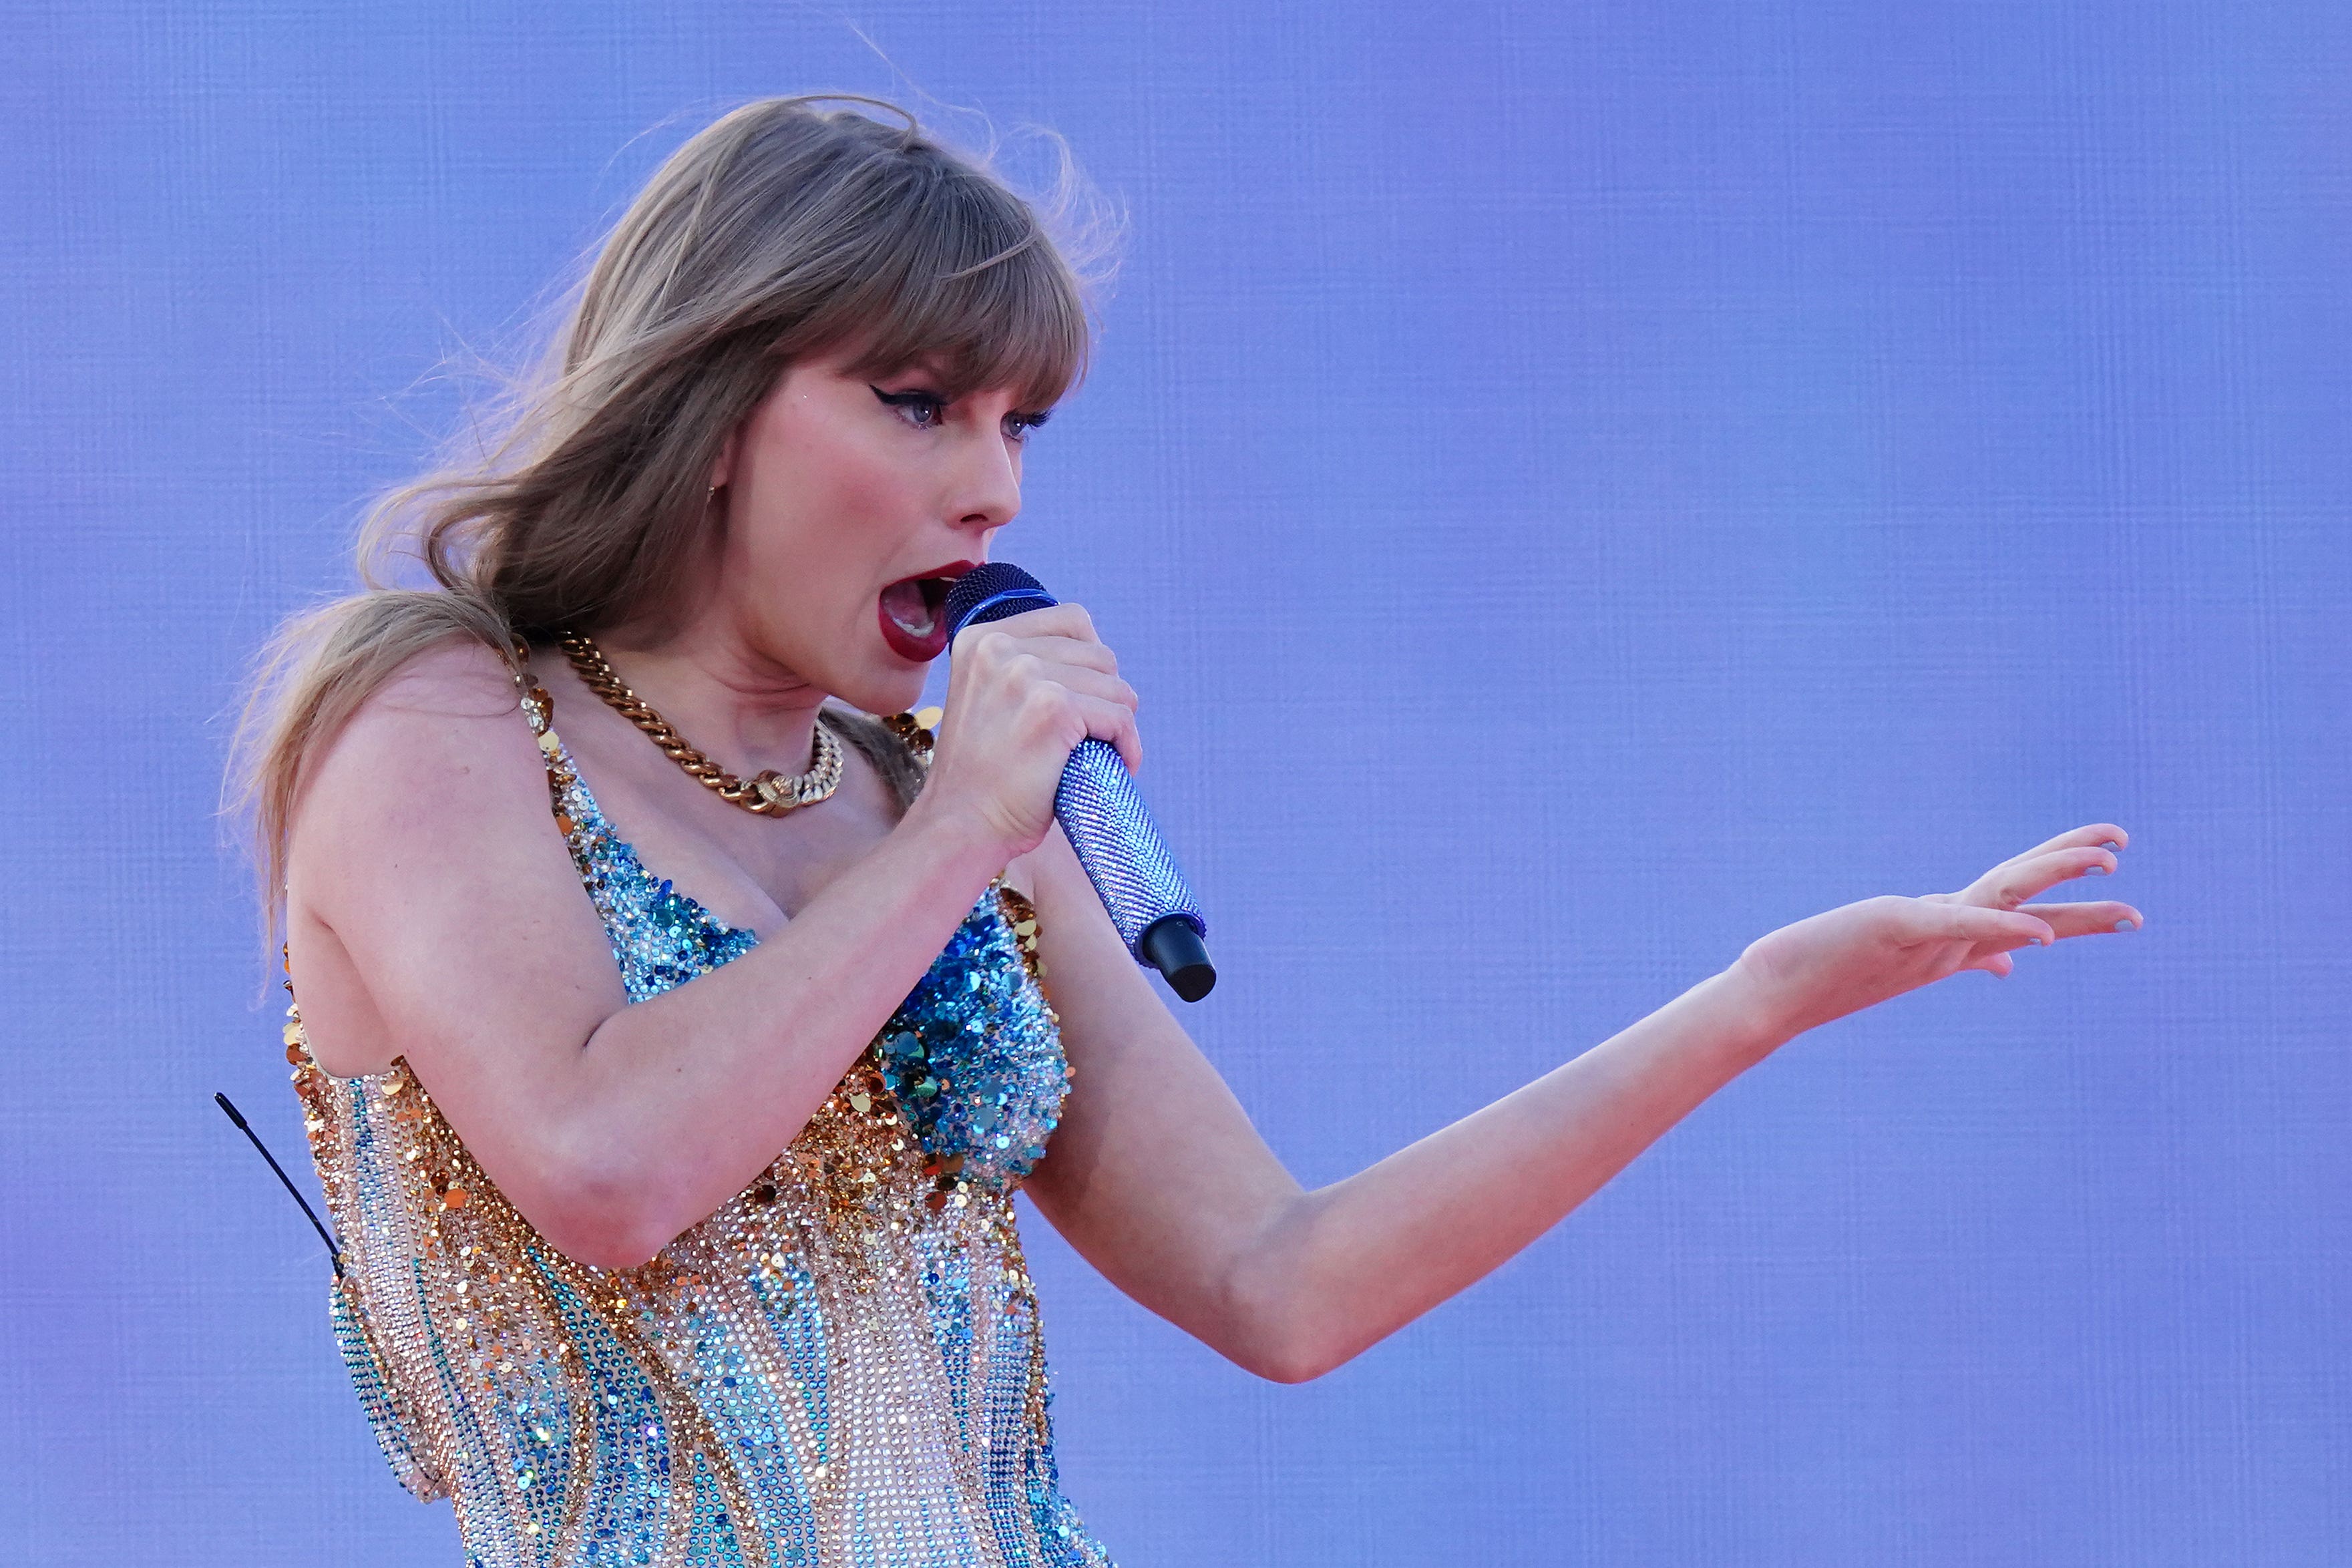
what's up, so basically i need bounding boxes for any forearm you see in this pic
[1231,964,1789,1380]
[530,799,1008,1263]
[1039,822,2132,1381]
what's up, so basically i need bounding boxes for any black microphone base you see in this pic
[1139,916,1216,1002]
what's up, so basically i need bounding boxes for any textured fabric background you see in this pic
[3,3,2345,1563]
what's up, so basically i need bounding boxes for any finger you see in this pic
[1048,666,1139,713]
[2015,900,2146,938]
[1000,633,1121,677]
[1987,823,2130,876]
[948,615,1087,674]
[1957,844,2120,910]
[1071,693,1143,773]
[985,602,1100,645]
[1913,900,2056,951]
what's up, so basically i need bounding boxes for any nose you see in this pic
[948,423,1022,532]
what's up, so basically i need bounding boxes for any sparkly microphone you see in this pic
[942,564,1215,1002]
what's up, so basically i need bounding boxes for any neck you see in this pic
[585,616,829,780]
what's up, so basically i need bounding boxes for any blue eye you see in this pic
[871,386,946,429]
[871,385,1052,444]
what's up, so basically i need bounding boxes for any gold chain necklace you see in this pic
[554,630,845,815]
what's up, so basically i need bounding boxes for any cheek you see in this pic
[814,455,920,540]
[736,421,916,598]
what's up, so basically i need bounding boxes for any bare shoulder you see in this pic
[287,635,551,910]
[284,632,623,1076]
[346,634,531,758]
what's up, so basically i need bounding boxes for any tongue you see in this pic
[881,579,936,635]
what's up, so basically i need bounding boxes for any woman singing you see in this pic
[237,96,2142,1568]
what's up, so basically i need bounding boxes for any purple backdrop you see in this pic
[3,2,2346,1562]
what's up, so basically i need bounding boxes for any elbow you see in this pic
[515,1143,689,1273]
[1214,1254,1355,1385]
[1222,1314,1358,1384]
[532,1197,677,1273]
[1231,1341,1343,1386]
[550,1215,674,1274]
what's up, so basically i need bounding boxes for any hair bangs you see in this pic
[833,164,1090,411]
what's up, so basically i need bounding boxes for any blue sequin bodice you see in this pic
[289,682,1111,1568]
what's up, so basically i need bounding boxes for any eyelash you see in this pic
[871,386,1051,443]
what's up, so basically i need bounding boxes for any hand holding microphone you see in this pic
[918,595,1141,856]
[917,563,1215,1001]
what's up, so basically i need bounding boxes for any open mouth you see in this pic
[876,568,969,662]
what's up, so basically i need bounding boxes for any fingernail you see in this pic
[2114,917,2138,932]
[2086,864,2108,875]
[2100,840,2120,851]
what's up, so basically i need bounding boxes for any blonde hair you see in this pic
[230,94,1113,922]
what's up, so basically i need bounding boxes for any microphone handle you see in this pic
[1052,737,1215,1002]
[937,560,1215,1001]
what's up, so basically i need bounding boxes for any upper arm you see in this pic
[1013,827,1303,1353]
[284,639,629,1204]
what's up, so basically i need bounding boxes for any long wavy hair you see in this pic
[229,94,1113,926]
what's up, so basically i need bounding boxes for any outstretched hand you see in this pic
[1730,823,2143,1041]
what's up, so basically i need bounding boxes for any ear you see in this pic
[708,429,739,492]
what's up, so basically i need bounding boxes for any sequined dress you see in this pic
[287,671,1115,1568]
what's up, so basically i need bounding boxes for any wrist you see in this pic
[895,793,1024,886]
[1694,962,1800,1068]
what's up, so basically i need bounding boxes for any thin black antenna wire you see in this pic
[214,1091,343,1278]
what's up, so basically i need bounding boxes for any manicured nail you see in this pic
[2114,917,2138,932]
[2100,840,2120,851]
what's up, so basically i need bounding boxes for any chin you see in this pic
[830,657,931,717]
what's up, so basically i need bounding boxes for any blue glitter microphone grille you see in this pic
[941,564,1215,1001]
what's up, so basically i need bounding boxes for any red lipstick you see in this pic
[876,560,978,662]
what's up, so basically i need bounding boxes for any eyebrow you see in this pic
[880,365,1055,415]
[882,372,995,405]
